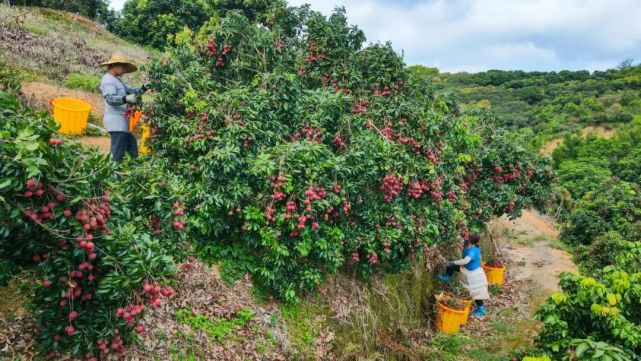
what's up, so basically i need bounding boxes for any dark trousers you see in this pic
[445,264,484,306]
[109,132,138,163]
[445,264,460,277]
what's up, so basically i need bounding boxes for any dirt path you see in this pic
[499,209,577,297]
[78,136,111,155]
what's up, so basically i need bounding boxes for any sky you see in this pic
[109,0,641,73]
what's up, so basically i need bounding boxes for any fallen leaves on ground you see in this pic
[130,260,289,361]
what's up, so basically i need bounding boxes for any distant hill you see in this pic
[434,65,641,148]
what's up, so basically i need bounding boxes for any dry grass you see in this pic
[130,261,289,361]
[0,5,152,84]
[323,247,444,361]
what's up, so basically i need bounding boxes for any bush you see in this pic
[556,159,612,199]
[574,231,628,275]
[0,93,181,358]
[141,8,554,301]
[0,60,21,94]
[561,179,641,245]
[63,73,100,92]
[614,148,641,184]
[534,270,641,360]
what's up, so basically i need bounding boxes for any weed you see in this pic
[514,238,534,246]
[547,238,571,252]
[269,312,279,327]
[280,304,318,347]
[64,73,100,92]
[176,306,253,342]
[493,320,517,333]
[24,24,47,36]
[490,284,503,296]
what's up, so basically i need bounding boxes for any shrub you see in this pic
[556,159,612,199]
[64,73,100,92]
[534,270,641,360]
[574,231,628,275]
[561,179,641,245]
[141,8,554,301]
[614,148,641,184]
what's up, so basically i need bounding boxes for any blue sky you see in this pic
[109,0,641,73]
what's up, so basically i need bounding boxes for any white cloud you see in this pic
[107,0,641,71]
[288,0,641,72]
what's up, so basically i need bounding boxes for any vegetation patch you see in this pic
[176,306,253,342]
[63,73,100,92]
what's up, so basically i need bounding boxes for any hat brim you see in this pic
[100,61,138,73]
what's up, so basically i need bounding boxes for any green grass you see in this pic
[166,331,204,361]
[514,237,535,246]
[424,333,505,361]
[24,24,48,36]
[422,300,541,361]
[176,306,253,342]
[64,73,100,92]
[546,238,572,252]
[280,302,324,349]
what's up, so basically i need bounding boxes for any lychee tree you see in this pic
[0,96,183,359]
[141,7,554,301]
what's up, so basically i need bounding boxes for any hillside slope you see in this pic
[0,5,153,123]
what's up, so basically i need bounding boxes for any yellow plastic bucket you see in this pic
[139,124,150,155]
[462,299,473,324]
[51,98,92,135]
[436,298,473,335]
[483,264,506,286]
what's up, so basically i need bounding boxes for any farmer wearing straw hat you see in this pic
[99,52,150,163]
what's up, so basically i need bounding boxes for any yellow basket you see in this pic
[139,124,151,155]
[436,298,473,335]
[462,299,473,323]
[51,98,92,135]
[483,264,506,286]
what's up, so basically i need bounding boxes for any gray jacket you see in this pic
[100,73,144,132]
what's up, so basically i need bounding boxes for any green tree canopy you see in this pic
[113,0,287,48]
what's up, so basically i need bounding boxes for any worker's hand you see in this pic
[141,83,152,92]
[124,94,138,104]
[445,260,454,267]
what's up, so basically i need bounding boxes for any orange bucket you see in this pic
[483,263,506,286]
[51,98,92,135]
[129,110,143,132]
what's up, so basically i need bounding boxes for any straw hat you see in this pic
[100,52,138,73]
